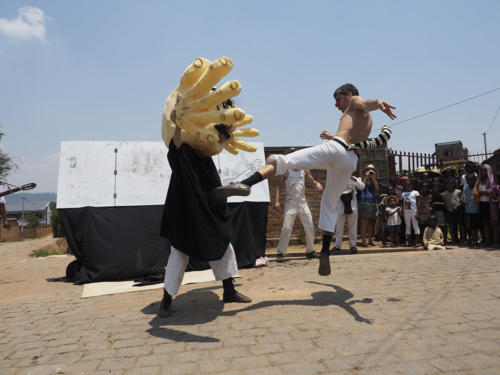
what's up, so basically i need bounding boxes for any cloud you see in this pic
[0,6,47,41]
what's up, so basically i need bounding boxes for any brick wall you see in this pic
[0,221,53,242]
[264,147,327,246]
[263,145,387,247]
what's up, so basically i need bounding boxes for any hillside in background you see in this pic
[5,193,57,207]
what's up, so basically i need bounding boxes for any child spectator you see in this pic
[464,173,480,248]
[443,177,462,245]
[490,173,500,248]
[423,215,445,250]
[477,164,493,247]
[402,179,420,247]
[385,195,401,247]
[431,182,447,244]
[417,182,432,244]
[456,176,467,244]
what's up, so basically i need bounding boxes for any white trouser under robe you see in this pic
[163,243,238,296]
[271,137,358,233]
[335,209,358,248]
[277,197,315,254]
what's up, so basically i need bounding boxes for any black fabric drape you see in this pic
[60,202,268,284]
[60,206,169,284]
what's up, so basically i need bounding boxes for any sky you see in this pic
[1,0,499,193]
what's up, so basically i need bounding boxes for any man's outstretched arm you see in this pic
[349,97,397,120]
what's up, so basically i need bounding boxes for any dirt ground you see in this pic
[0,236,81,306]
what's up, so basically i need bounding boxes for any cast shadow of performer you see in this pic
[221,281,374,324]
[142,285,224,343]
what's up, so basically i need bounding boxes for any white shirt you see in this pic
[0,196,5,204]
[402,190,419,213]
[386,206,401,226]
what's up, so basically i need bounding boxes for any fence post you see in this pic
[398,152,402,174]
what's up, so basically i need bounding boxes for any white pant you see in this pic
[335,210,358,248]
[277,198,315,254]
[271,138,358,233]
[163,244,238,296]
[404,212,420,235]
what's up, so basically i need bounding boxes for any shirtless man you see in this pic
[216,83,396,276]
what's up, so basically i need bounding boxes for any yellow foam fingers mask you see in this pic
[162,56,259,157]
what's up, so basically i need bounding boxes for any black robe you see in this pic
[160,141,230,261]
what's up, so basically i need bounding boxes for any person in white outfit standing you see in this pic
[333,175,365,254]
[275,162,323,262]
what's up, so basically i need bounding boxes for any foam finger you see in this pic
[185,57,234,100]
[188,80,242,112]
[232,138,257,152]
[183,108,246,126]
[224,143,239,155]
[178,58,210,92]
[235,115,254,128]
[233,128,259,138]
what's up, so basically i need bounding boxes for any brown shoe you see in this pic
[223,290,252,303]
[318,256,331,276]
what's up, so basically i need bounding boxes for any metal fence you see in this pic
[388,150,493,175]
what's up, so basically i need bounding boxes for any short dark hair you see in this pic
[334,83,359,98]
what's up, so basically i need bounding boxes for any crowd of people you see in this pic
[334,160,500,251]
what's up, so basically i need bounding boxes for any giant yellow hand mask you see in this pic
[161,57,259,157]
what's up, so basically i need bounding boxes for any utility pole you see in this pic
[482,132,488,156]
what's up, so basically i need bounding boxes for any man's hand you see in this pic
[315,182,323,192]
[320,130,333,140]
[274,202,280,211]
[379,100,397,120]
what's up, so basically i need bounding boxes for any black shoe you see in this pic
[213,183,250,198]
[350,246,358,254]
[318,255,331,276]
[277,253,284,263]
[331,247,341,254]
[158,290,172,317]
[306,251,320,259]
[223,290,252,303]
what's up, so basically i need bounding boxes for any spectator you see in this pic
[490,173,500,248]
[359,164,379,247]
[477,164,493,247]
[423,215,446,250]
[431,182,447,244]
[464,173,480,248]
[417,182,432,244]
[333,175,365,254]
[443,177,462,245]
[460,161,476,188]
[385,194,402,247]
[402,179,420,247]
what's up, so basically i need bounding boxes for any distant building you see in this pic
[434,141,468,163]
[5,201,52,226]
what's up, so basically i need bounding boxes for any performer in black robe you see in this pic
[158,105,251,317]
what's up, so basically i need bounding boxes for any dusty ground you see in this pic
[0,237,80,306]
[1,237,499,374]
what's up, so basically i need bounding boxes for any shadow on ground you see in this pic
[221,282,373,324]
[142,282,373,342]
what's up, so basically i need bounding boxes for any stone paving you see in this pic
[1,243,500,374]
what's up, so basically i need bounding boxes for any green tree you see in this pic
[24,212,40,229]
[49,201,65,237]
[0,130,15,180]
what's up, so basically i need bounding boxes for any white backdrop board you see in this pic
[57,141,269,209]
